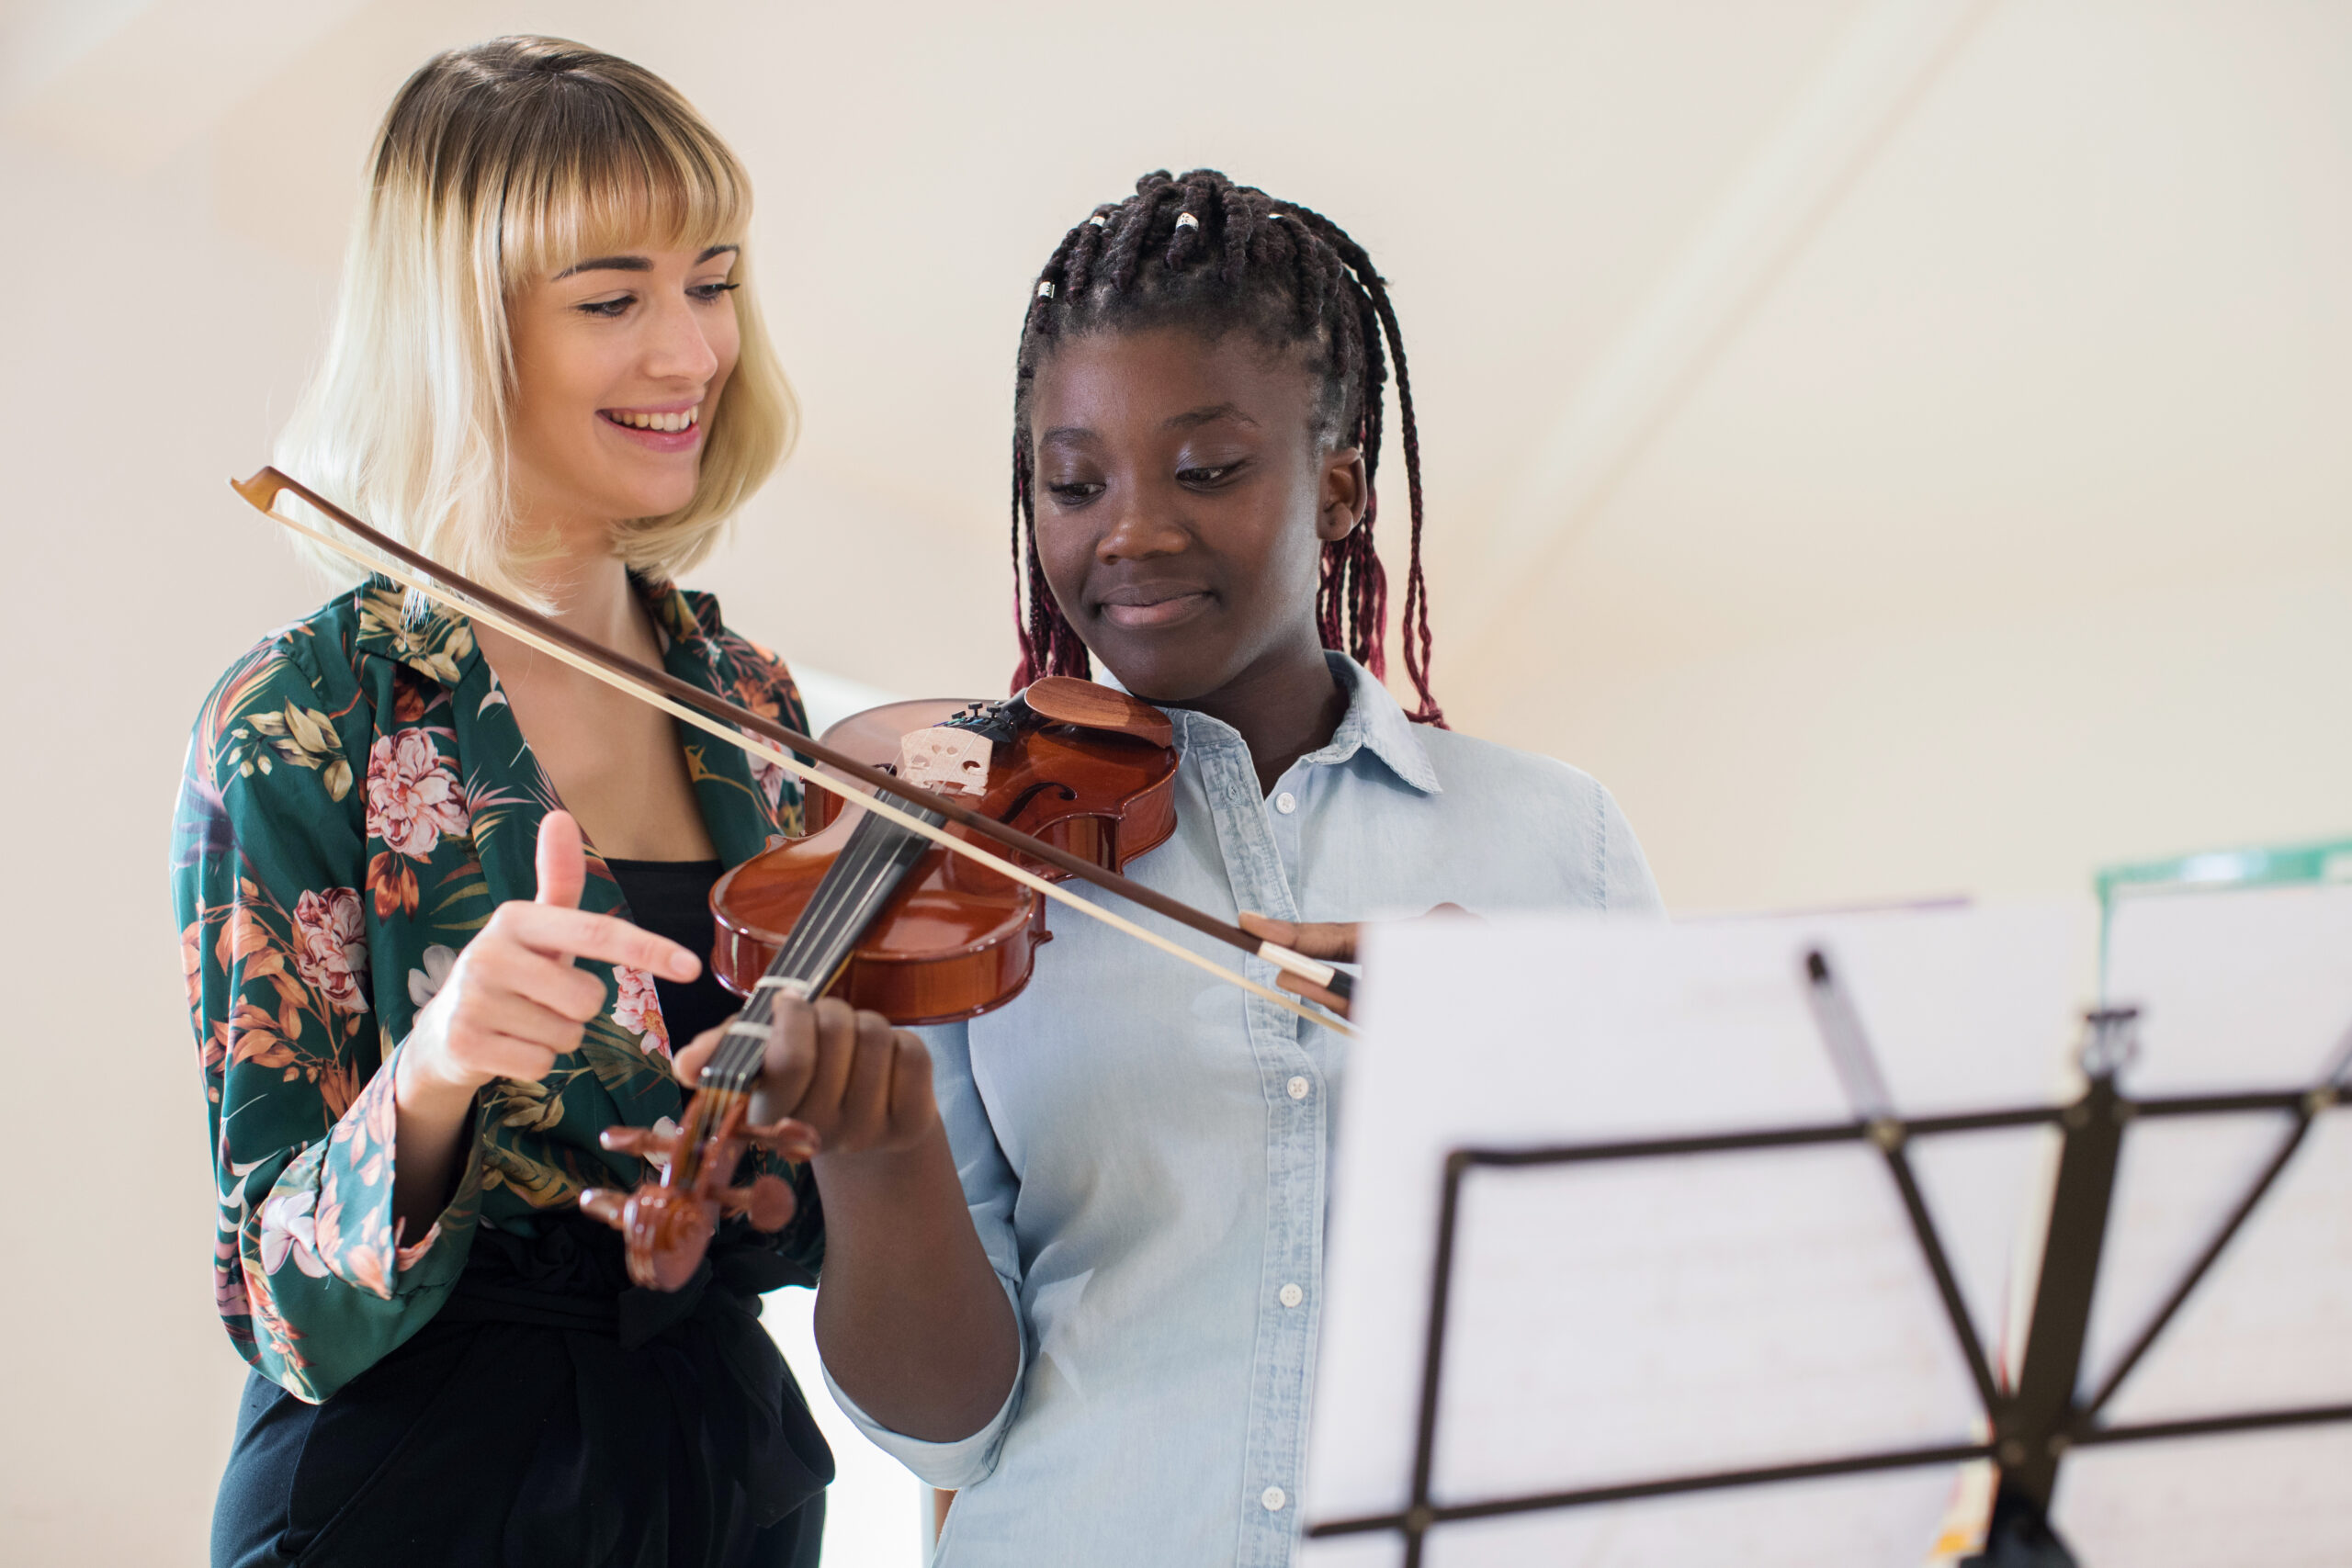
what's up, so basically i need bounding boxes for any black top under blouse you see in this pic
[605,857,741,1050]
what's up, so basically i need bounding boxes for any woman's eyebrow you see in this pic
[1164,403,1257,431]
[552,243,737,280]
[554,254,650,279]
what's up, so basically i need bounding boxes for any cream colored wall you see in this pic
[1,2,2344,1562]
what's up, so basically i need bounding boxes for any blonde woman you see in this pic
[170,37,968,1567]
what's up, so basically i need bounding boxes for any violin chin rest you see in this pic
[1022,676,1175,749]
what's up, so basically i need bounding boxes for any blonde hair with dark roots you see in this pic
[277,35,794,606]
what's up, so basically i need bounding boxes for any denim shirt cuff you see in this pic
[820,1274,1026,1490]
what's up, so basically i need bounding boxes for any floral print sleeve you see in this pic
[175,627,481,1404]
[175,580,822,1405]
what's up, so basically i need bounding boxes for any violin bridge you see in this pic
[897,726,994,797]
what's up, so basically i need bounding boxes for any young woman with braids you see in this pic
[694,170,1661,1564]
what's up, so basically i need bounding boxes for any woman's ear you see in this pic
[1318,446,1369,543]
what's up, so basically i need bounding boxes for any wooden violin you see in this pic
[581,681,1178,1289]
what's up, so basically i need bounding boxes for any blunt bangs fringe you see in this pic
[275,36,794,612]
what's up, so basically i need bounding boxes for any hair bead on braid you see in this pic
[1010,168,1445,725]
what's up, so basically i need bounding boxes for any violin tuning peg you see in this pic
[718,1174,798,1234]
[743,1117,821,1163]
[601,1123,685,1164]
[579,1187,628,1232]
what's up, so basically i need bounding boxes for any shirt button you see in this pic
[1279,1282,1304,1308]
[1287,1076,1310,1100]
[1261,1485,1287,1512]
[1274,791,1297,815]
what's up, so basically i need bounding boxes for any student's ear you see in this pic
[1317,446,1369,544]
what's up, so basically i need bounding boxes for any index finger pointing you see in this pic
[504,903,700,981]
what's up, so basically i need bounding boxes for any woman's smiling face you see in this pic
[1027,326,1366,705]
[505,241,742,541]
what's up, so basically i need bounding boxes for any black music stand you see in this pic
[1303,951,2352,1567]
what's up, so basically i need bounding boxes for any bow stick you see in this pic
[229,468,1354,1038]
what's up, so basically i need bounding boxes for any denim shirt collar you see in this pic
[1299,652,1442,794]
[1148,651,1442,796]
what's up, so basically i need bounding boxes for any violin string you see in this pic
[241,482,1354,1040]
[705,807,927,1093]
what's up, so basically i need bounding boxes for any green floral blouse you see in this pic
[171,578,821,1404]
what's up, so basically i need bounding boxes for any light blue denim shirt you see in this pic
[827,656,1660,1564]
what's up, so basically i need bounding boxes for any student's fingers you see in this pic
[673,1024,727,1087]
[835,1008,899,1146]
[489,902,700,980]
[757,999,822,1120]
[1271,971,1352,1021]
[535,810,588,912]
[797,997,862,1125]
[1238,911,1360,964]
[884,1029,938,1145]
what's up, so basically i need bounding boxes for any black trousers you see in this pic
[213,1221,832,1568]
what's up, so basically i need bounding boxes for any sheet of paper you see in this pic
[2050,879,2352,1558]
[1303,903,2087,1566]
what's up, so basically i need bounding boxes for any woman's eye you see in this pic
[576,294,634,319]
[689,282,741,304]
[1177,462,1241,486]
[1045,480,1104,504]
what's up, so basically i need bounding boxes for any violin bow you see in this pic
[228,468,1355,1038]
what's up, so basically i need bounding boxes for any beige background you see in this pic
[2,0,2346,1561]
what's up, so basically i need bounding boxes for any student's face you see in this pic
[505,241,741,540]
[1026,327,1366,705]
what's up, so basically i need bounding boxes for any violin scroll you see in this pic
[582,1103,819,1291]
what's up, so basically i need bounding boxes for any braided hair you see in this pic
[1010,168,1443,726]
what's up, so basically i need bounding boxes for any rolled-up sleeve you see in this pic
[821,1018,1027,1488]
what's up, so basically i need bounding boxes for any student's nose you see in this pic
[1095,480,1188,563]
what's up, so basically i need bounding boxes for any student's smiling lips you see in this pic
[1095,581,1215,630]
[598,399,704,454]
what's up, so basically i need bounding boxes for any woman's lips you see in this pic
[598,405,703,454]
[1098,590,1212,630]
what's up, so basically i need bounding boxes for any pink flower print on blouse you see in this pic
[365,729,468,859]
[749,751,789,813]
[258,1190,328,1278]
[290,887,369,1014]
[612,965,671,1057]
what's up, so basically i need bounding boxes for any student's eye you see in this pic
[1044,479,1104,505]
[575,293,635,319]
[1177,461,1243,487]
[689,282,741,304]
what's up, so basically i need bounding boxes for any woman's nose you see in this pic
[641,295,722,385]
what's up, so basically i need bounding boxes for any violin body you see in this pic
[587,677,1177,1289]
[708,678,1179,1023]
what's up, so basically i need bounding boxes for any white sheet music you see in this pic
[2053,880,2352,1563]
[1303,902,2088,1566]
